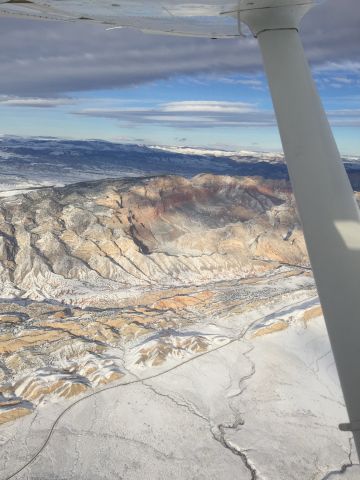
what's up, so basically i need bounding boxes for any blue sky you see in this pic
[1,69,359,155]
[0,0,359,155]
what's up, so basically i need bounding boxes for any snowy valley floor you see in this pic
[1,269,359,480]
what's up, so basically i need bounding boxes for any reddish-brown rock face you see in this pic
[0,174,311,305]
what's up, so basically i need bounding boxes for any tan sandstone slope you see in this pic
[0,174,309,306]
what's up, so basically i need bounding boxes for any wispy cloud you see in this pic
[74,100,273,128]
[0,96,76,108]
[314,61,360,74]
[328,108,360,126]
[72,97,360,129]
[162,101,256,114]
[332,77,354,85]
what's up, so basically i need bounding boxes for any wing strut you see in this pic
[242,3,360,458]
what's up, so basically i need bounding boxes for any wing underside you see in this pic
[0,0,242,37]
[0,0,320,37]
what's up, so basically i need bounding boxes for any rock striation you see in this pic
[0,174,308,306]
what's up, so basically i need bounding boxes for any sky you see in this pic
[0,0,359,155]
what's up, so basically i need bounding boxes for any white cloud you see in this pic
[0,97,76,108]
[74,99,272,128]
[327,108,360,126]
[162,101,256,114]
[333,77,353,84]
[74,97,360,129]
[222,77,264,87]
[148,114,216,123]
[314,61,360,74]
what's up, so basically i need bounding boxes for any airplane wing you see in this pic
[0,0,242,37]
[0,1,319,37]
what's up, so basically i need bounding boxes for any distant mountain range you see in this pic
[1,136,359,197]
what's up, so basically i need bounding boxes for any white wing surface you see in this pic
[0,0,318,37]
[0,0,240,37]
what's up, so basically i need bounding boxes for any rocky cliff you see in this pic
[0,174,309,307]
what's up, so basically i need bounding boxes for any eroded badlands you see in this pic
[0,174,359,479]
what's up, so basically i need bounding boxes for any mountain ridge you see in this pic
[1,137,359,198]
[0,173,311,306]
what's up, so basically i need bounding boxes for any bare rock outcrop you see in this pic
[0,174,308,306]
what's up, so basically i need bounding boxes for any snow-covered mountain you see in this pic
[1,136,359,198]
